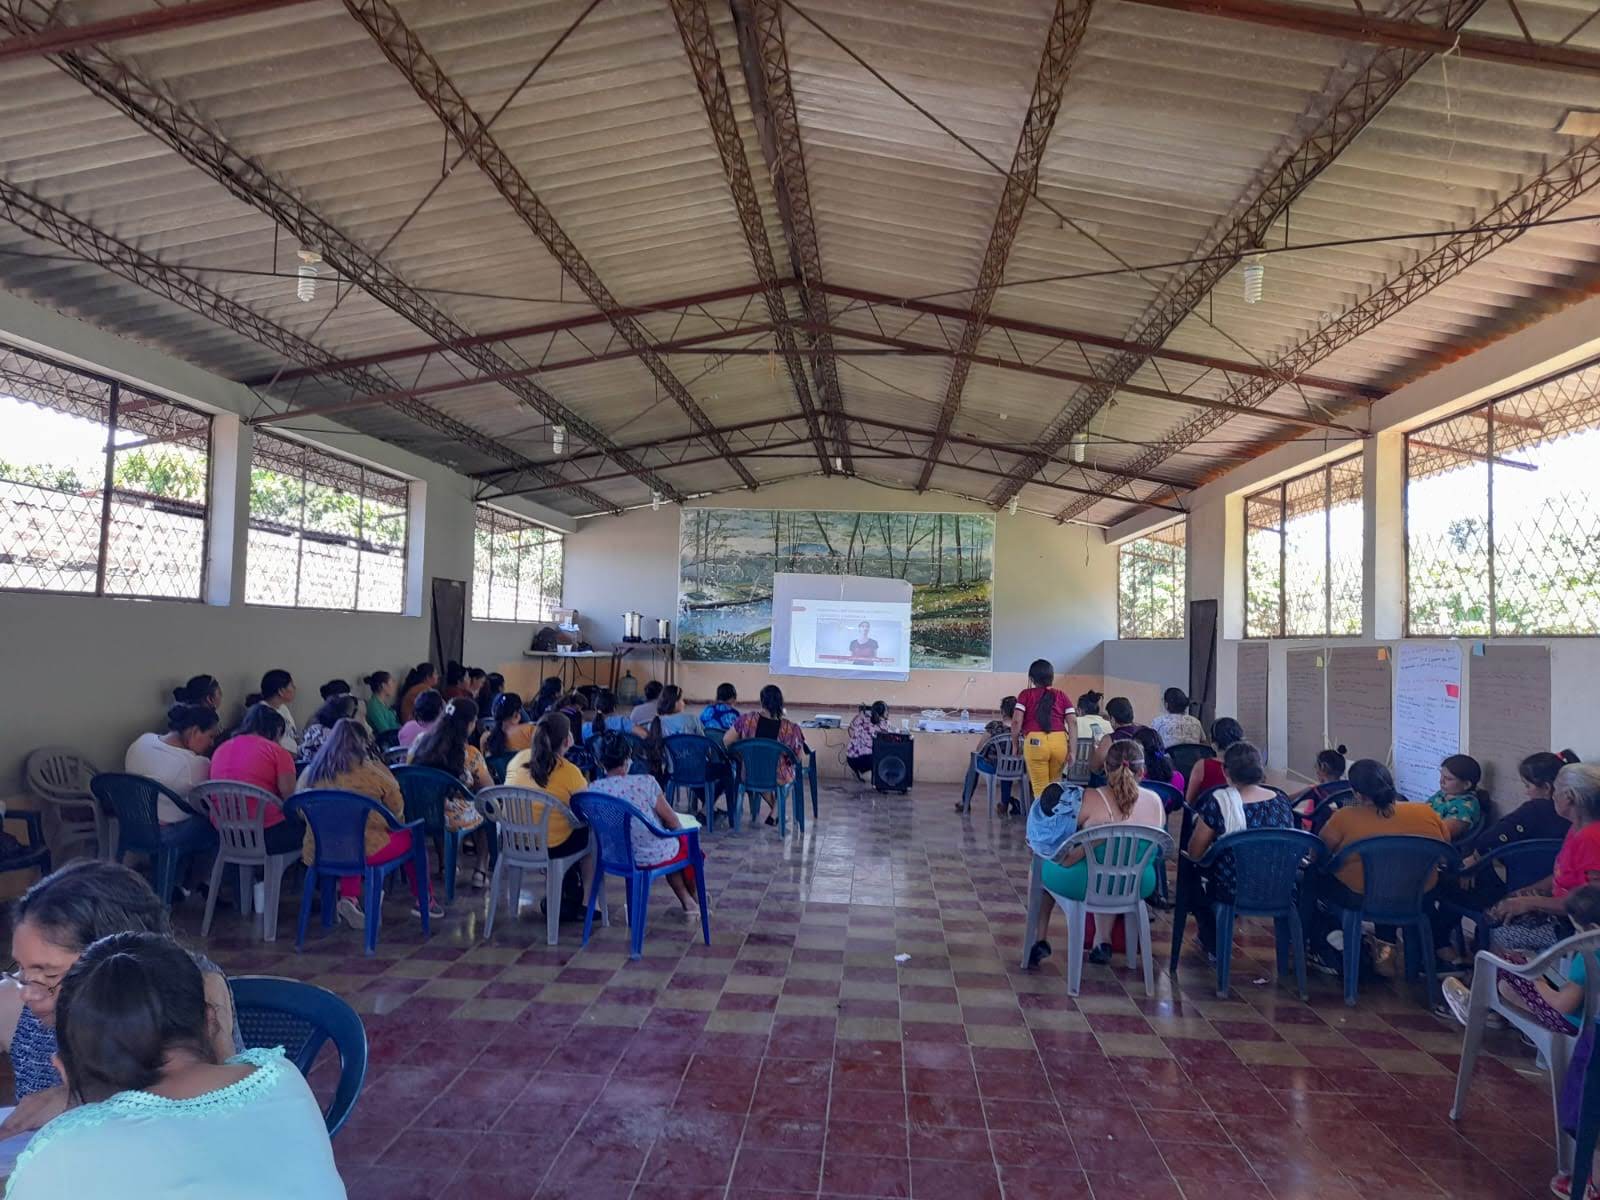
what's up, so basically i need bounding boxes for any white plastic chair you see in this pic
[964,733,1030,817]
[193,781,299,943]
[1064,736,1095,784]
[1042,823,1173,998]
[477,785,608,945]
[24,746,105,859]
[1451,928,1600,1177]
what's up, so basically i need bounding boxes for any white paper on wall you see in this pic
[1394,642,1462,803]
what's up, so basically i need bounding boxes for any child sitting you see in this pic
[1425,753,1485,841]
[957,697,1019,814]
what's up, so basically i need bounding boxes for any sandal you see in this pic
[470,868,489,889]
[411,898,446,919]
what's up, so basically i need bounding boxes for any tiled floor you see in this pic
[184,780,1555,1200]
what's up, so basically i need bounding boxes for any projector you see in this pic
[812,713,843,728]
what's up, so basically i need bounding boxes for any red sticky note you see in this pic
[1445,684,1460,697]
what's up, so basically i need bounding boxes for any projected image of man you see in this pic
[849,621,880,664]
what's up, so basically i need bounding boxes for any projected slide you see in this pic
[789,600,910,673]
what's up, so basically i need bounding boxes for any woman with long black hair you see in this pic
[1012,659,1074,799]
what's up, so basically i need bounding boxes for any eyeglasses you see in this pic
[4,964,65,998]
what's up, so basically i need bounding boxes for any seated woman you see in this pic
[1132,726,1185,801]
[1089,696,1144,773]
[505,712,597,906]
[254,669,299,752]
[1182,741,1295,961]
[207,703,304,853]
[1028,739,1166,969]
[630,681,664,728]
[846,701,888,782]
[724,684,810,826]
[700,683,741,735]
[586,732,698,912]
[958,697,1018,815]
[475,671,503,717]
[408,698,492,888]
[4,932,342,1200]
[397,688,444,750]
[363,671,400,747]
[1468,751,1577,858]
[172,674,221,712]
[1151,687,1206,749]
[439,661,471,701]
[1075,690,1111,745]
[299,719,441,928]
[397,661,438,723]
[1482,763,1600,956]
[585,688,632,743]
[297,692,358,761]
[125,703,218,840]
[642,685,703,740]
[526,676,563,722]
[0,861,239,1136]
[1184,717,1245,807]
[1425,754,1486,841]
[484,692,534,758]
[1293,745,1349,830]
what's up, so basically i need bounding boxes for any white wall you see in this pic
[1102,638,1189,726]
[0,292,571,780]
[559,477,1118,710]
[1107,292,1600,786]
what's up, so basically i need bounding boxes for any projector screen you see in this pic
[769,573,913,682]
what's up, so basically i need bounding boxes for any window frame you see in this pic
[1116,520,1187,639]
[1243,453,1365,640]
[1403,366,1600,638]
[0,341,212,603]
[471,503,564,624]
[244,431,411,614]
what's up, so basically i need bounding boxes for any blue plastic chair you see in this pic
[727,738,805,835]
[230,975,367,1136]
[804,747,819,818]
[284,789,430,956]
[661,734,735,833]
[1141,778,1185,906]
[576,790,709,960]
[89,772,214,906]
[485,752,515,785]
[391,765,481,901]
[1183,828,1324,999]
[1318,834,1458,1007]
[0,808,50,887]
[1435,837,1563,958]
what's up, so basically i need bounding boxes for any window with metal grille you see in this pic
[0,343,211,601]
[472,505,563,623]
[1118,521,1186,639]
[246,432,408,612]
[1407,360,1600,636]
[1244,454,1364,639]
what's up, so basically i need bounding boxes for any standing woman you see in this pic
[1013,659,1075,800]
[364,671,400,746]
[299,719,441,927]
[256,670,299,753]
[725,685,809,826]
[397,662,437,723]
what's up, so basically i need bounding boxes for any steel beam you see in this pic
[1057,131,1600,520]
[986,0,1485,508]
[344,0,758,492]
[822,283,1384,400]
[1121,0,1600,77]
[0,180,616,512]
[669,0,830,473]
[0,0,317,62]
[0,0,685,503]
[241,281,774,386]
[918,0,1091,490]
[733,0,852,471]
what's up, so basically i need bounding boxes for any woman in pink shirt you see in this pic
[207,704,303,854]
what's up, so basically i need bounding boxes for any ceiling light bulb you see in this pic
[651,491,662,512]
[1070,432,1088,464]
[296,248,322,302]
[832,455,843,471]
[1242,253,1265,304]
[552,424,566,456]
[1007,498,1019,516]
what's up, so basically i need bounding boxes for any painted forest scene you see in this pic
[677,508,994,667]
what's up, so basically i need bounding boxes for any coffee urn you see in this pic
[622,611,643,642]
[653,618,671,644]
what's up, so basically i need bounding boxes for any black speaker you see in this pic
[871,733,913,794]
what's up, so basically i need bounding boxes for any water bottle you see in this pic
[960,707,969,724]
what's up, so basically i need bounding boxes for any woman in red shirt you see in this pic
[1011,659,1074,798]
[1183,717,1244,807]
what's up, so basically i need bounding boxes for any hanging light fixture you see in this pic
[1242,253,1265,304]
[552,424,567,456]
[1007,497,1019,516]
[295,248,322,302]
[1070,431,1088,464]
[651,491,662,512]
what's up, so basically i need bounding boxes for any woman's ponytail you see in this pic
[529,711,569,787]
[1027,659,1056,732]
[1103,739,1145,817]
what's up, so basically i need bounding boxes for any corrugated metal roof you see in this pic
[0,0,1596,521]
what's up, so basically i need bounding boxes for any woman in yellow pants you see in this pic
[1012,658,1076,797]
